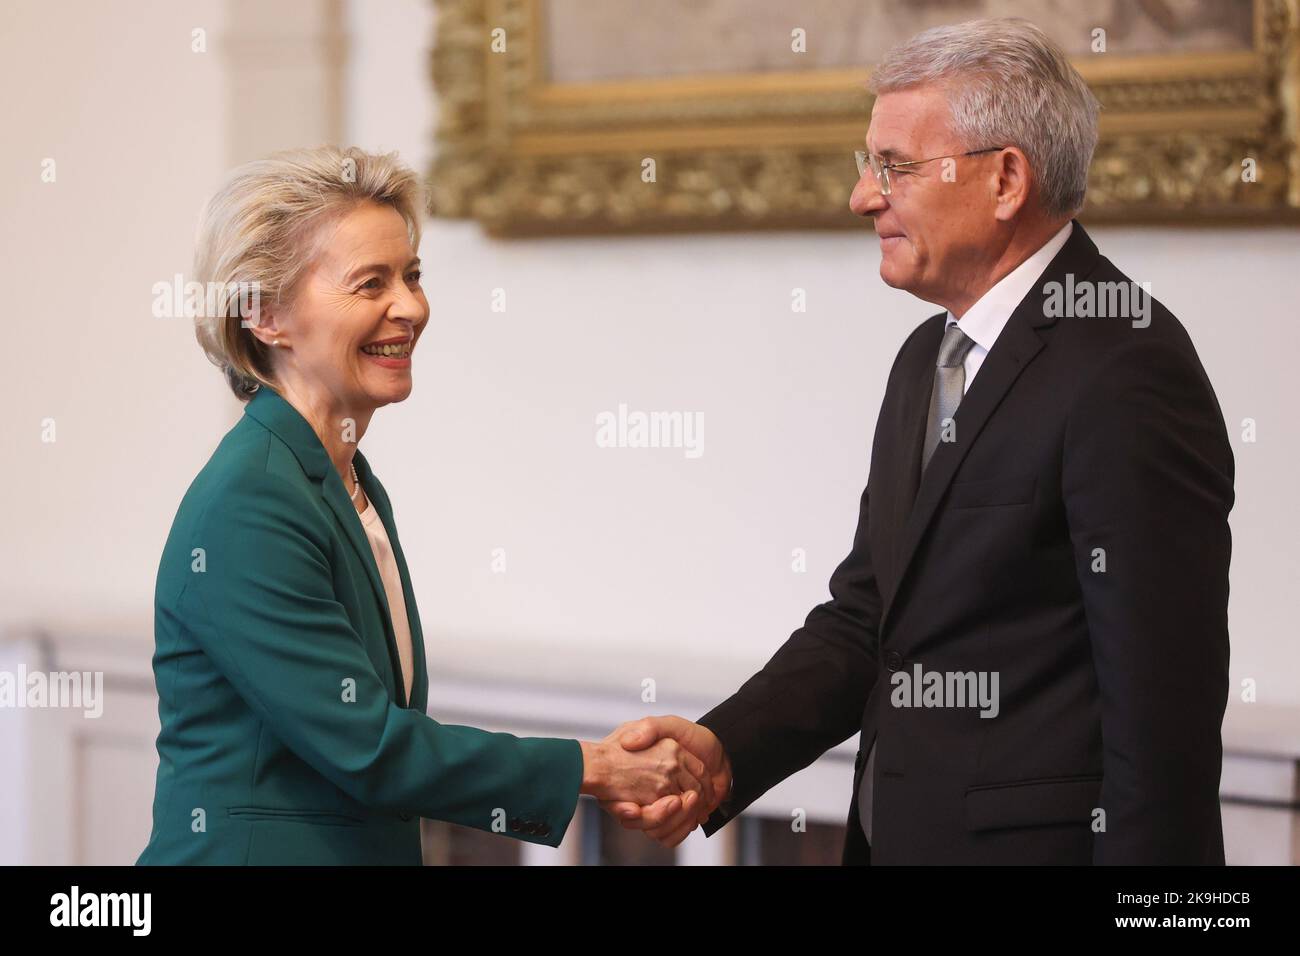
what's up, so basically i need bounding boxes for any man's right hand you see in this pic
[599,715,733,848]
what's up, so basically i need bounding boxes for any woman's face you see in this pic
[269,201,429,412]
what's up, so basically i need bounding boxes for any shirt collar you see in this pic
[946,220,1074,348]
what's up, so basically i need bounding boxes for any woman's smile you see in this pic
[359,334,413,368]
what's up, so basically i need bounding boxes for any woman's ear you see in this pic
[246,303,285,349]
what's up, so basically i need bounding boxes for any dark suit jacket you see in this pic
[698,221,1233,865]
[138,385,582,865]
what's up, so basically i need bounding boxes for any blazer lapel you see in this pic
[319,470,411,708]
[244,387,411,708]
[878,220,1102,632]
[873,316,944,595]
[353,451,428,712]
[898,323,942,521]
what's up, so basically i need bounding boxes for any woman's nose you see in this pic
[390,281,427,323]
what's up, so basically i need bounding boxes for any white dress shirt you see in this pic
[946,220,1073,393]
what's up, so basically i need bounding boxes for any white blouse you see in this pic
[357,498,415,704]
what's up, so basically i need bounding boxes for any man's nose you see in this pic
[850,170,887,217]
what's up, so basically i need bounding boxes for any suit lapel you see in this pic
[243,387,412,709]
[877,220,1101,632]
[874,316,944,592]
[319,470,411,708]
[898,324,941,521]
[353,451,428,712]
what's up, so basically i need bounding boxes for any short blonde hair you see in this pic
[193,145,426,401]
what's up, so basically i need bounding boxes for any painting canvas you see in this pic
[430,0,1299,235]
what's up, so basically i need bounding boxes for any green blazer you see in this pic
[137,385,583,865]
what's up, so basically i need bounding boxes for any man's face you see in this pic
[850,86,1001,309]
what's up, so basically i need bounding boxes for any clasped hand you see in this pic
[579,715,732,848]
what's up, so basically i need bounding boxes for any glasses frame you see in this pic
[854,146,1007,195]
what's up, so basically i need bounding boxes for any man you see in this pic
[604,18,1234,864]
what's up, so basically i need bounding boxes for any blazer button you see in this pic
[885,650,904,672]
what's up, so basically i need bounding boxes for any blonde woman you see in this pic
[137,146,711,865]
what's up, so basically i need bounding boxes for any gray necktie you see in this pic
[921,323,977,472]
[859,322,977,846]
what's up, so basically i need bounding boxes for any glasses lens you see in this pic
[870,155,891,195]
[855,152,891,195]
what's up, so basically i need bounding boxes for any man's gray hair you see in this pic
[868,17,1101,218]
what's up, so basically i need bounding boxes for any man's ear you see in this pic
[992,146,1033,222]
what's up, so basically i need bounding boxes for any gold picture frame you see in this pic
[429,0,1300,236]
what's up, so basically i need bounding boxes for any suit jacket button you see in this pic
[885,650,903,672]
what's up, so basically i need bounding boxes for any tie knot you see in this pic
[937,323,976,368]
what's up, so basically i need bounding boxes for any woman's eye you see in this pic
[359,271,420,290]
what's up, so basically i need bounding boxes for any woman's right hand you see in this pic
[578,723,708,814]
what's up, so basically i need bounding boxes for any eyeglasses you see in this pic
[854,147,1006,195]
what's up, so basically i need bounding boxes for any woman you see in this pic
[137,146,709,865]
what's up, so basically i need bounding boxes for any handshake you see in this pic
[578,715,733,848]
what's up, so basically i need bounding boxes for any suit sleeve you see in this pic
[1063,336,1233,864]
[698,482,882,832]
[181,470,583,847]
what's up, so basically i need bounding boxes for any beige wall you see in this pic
[4,0,1298,715]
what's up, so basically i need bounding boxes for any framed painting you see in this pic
[429,0,1300,235]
